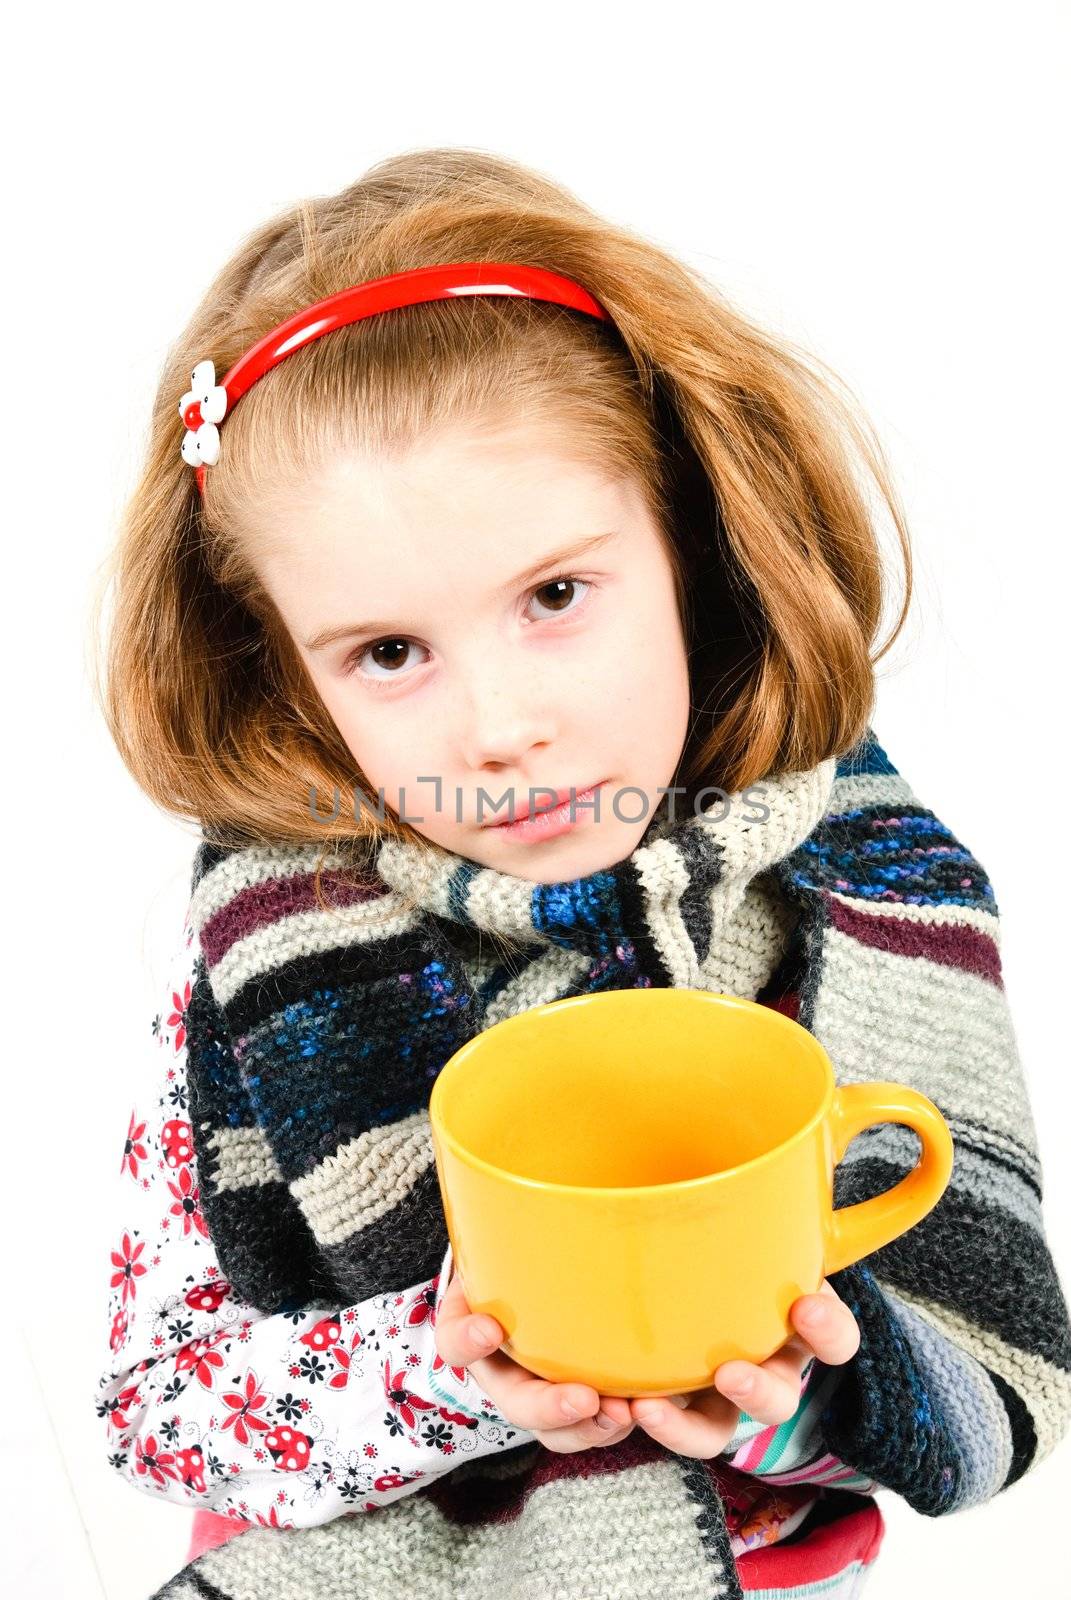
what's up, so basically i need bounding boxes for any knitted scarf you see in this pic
[153,727,1071,1600]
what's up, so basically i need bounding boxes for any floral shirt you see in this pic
[95,907,875,1538]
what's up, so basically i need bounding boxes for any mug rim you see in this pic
[429,989,836,1197]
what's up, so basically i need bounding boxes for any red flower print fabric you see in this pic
[95,913,535,1528]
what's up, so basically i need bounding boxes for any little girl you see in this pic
[94,147,1071,1600]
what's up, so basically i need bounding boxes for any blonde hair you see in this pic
[90,145,912,908]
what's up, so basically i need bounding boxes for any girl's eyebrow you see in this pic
[303,528,621,650]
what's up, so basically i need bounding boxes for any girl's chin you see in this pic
[474,823,640,881]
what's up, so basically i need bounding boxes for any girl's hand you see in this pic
[434,1266,636,1454]
[627,1278,862,1460]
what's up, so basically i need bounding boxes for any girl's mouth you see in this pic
[488,781,608,843]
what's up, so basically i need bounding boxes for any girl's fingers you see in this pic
[629,1386,740,1456]
[477,1355,638,1441]
[633,1336,810,1444]
[630,1340,810,1444]
[710,1347,810,1427]
[433,1262,507,1368]
[436,1262,858,1447]
[590,1394,634,1429]
[465,1346,597,1429]
[704,1281,861,1429]
[434,1268,608,1431]
[530,1391,637,1452]
[788,1280,862,1366]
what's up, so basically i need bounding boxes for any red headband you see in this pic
[178,260,611,497]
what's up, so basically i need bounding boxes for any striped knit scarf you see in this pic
[156,727,1071,1600]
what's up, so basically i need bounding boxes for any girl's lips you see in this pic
[489,781,607,843]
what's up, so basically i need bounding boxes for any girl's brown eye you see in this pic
[347,637,431,682]
[369,640,410,671]
[527,576,591,623]
[536,579,574,611]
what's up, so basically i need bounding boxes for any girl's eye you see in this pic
[343,575,591,684]
[344,638,429,683]
[526,576,590,620]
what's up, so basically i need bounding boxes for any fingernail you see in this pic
[595,1410,618,1430]
[725,1373,754,1397]
[470,1321,497,1349]
[561,1399,584,1421]
[633,1402,664,1424]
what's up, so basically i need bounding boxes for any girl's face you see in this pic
[252,422,693,883]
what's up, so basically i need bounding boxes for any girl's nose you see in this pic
[456,665,556,773]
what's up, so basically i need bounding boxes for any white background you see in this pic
[4,2,1069,1595]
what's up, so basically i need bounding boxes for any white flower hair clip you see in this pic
[179,360,228,469]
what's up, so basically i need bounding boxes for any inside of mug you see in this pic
[438,990,829,1188]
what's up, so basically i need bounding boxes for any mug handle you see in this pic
[822,1082,955,1277]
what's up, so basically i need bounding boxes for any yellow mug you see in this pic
[428,987,954,1397]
